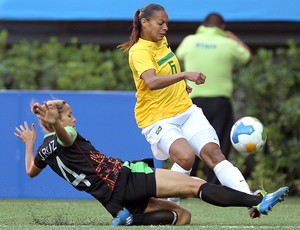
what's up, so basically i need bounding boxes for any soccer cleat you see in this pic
[248,189,267,218]
[253,186,289,215]
[111,208,133,226]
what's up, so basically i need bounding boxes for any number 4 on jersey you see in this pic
[56,156,91,187]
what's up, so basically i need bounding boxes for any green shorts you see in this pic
[104,159,157,217]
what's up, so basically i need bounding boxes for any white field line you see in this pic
[0,225,299,229]
[219,226,300,229]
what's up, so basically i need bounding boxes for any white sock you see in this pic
[170,162,192,176]
[168,163,192,204]
[171,211,178,225]
[214,160,251,194]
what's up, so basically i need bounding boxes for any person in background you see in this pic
[118,3,261,218]
[14,99,288,226]
[176,13,252,184]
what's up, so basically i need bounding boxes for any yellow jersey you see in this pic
[129,37,192,128]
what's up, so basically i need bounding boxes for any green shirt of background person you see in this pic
[176,13,252,98]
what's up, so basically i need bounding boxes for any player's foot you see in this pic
[111,208,133,226]
[248,188,267,218]
[253,186,289,215]
[167,197,180,205]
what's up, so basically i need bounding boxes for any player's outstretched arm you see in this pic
[141,69,206,90]
[14,121,42,177]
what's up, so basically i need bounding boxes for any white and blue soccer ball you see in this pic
[230,116,267,154]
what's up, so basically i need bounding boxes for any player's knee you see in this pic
[179,156,195,170]
[173,153,195,170]
[176,208,191,225]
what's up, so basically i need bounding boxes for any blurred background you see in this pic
[0,0,299,199]
[1,0,299,50]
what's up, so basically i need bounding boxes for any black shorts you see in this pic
[104,159,157,217]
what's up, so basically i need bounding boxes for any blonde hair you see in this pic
[31,99,66,132]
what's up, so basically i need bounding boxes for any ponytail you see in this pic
[117,4,165,51]
[117,10,141,51]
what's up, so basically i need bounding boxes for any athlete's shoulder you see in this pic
[130,39,151,52]
[56,126,78,147]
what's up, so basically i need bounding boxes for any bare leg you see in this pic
[169,138,195,170]
[200,142,225,169]
[144,198,191,225]
[166,138,196,204]
[155,168,206,198]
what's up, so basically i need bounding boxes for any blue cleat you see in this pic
[253,186,289,215]
[111,208,133,226]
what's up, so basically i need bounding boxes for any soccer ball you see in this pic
[230,116,267,154]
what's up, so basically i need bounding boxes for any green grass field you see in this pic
[0,197,299,230]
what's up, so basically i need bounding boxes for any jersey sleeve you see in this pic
[34,154,47,169]
[131,49,156,77]
[57,126,78,146]
[231,41,251,66]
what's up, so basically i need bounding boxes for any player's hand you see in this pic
[14,121,36,145]
[183,72,206,85]
[186,84,193,93]
[36,102,60,125]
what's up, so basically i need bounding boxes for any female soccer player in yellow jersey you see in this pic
[118,3,261,218]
